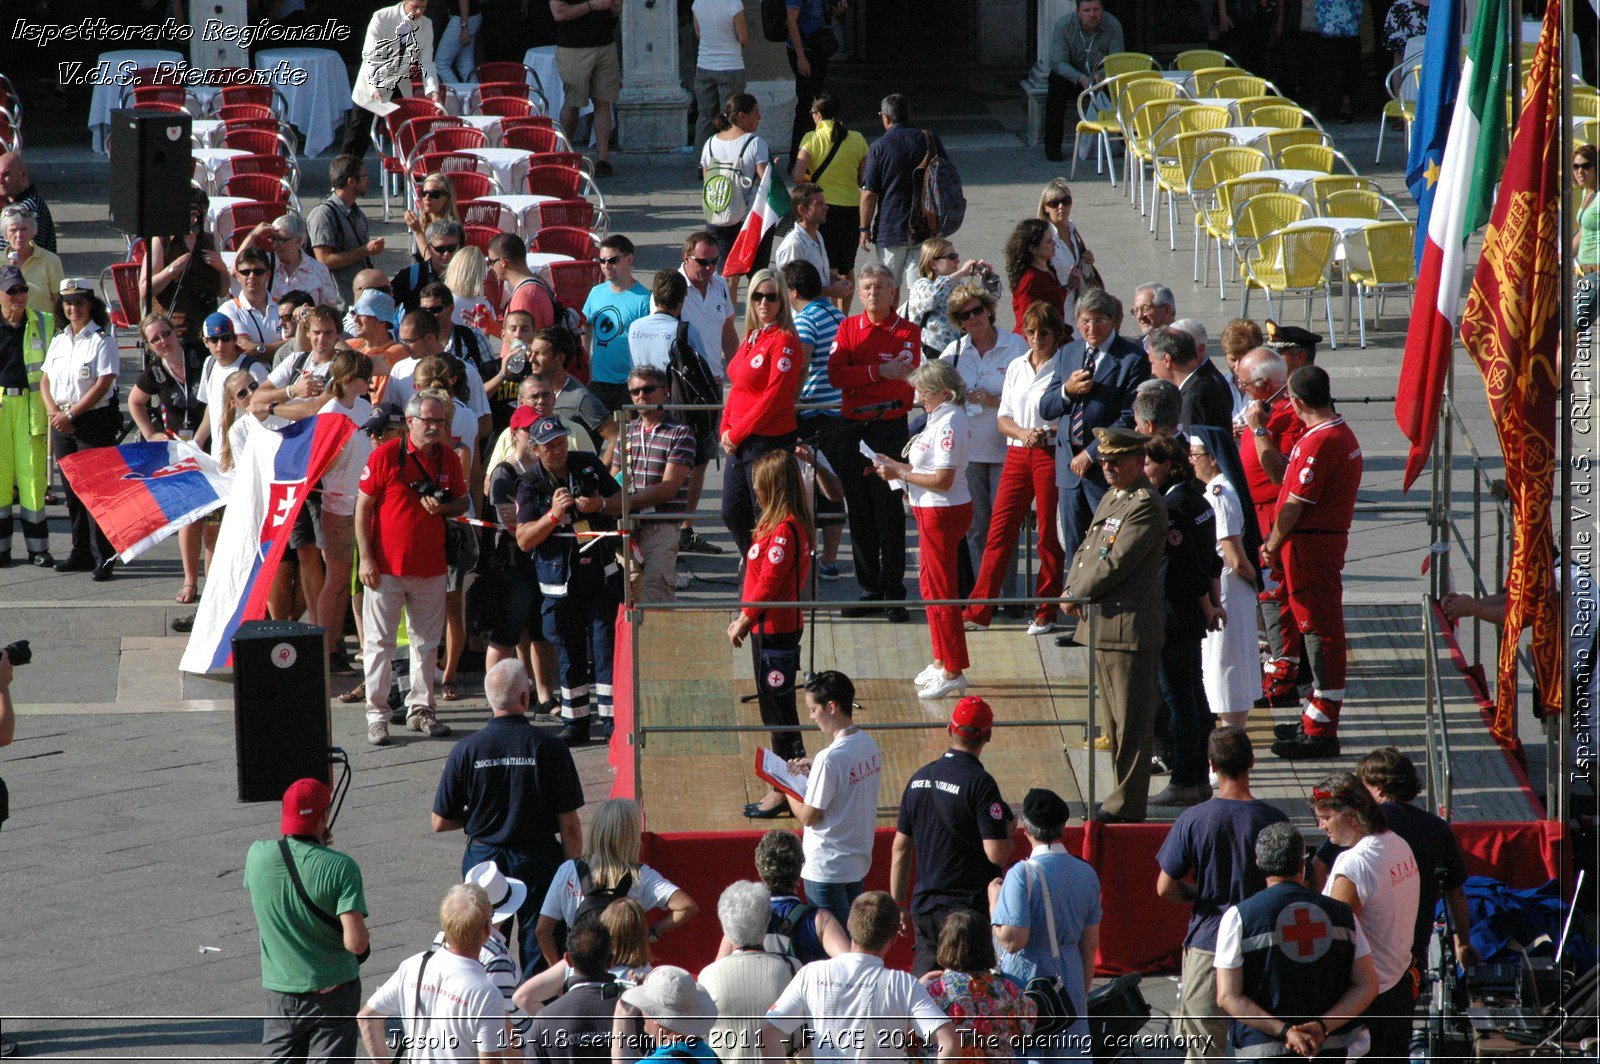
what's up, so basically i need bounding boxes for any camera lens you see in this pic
[5,639,31,666]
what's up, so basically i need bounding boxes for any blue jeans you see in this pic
[803,877,862,927]
[1160,637,1212,787]
[463,840,565,980]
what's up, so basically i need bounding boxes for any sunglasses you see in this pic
[206,334,238,343]
[1577,162,1595,170]
[749,290,780,303]
[421,188,449,199]
[431,243,460,255]
[420,304,449,314]
[1046,197,1072,207]
[628,385,662,395]
[486,256,504,266]
[598,255,625,265]
[688,255,718,267]
[936,252,959,262]
[954,305,986,321]
[237,268,267,277]
[234,381,260,401]
[278,319,297,332]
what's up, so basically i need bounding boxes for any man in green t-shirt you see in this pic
[243,778,371,1062]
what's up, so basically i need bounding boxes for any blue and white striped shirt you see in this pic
[795,298,845,415]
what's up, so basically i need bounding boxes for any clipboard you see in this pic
[753,748,808,803]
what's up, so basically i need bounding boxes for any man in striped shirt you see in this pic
[614,365,696,603]
[784,261,847,581]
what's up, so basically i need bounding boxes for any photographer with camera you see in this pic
[515,416,624,747]
[355,391,470,746]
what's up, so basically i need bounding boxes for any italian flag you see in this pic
[723,168,791,278]
[1394,0,1507,491]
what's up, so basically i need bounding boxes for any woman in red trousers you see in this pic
[872,359,972,699]
[1006,218,1068,334]
[963,301,1067,635]
[732,449,812,818]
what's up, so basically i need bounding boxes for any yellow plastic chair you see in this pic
[1190,67,1238,96]
[1346,221,1417,347]
[1152,130,1232,247]
[1122,90,1189,210]
[1378,62,1423,162]
[1239,224,1340,345]
[1072,69,1165,183]
[1233,96,1286,123]
[1324,188,1409,221]
[1279,142,1358,174]
[1103,52,1160,77]
[1580,118,1600,148]
[1193,172,1276,295]
[1231,192,1312,274]
[1174,49,1233,72]
[1308,175,1373,214]
[1246,104,1312,129]
[1260,128,1329,162]
[1576,94,1600,122]
[1213,74,1278,99]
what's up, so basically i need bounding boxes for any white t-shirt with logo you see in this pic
[802,726,883,885]
[679,268,735,380]
[1325,830,1421,992]
[386,354,491,421]
[766,953,950,1060]
[365,948,507,1063]
[905,402,971,508]
[538,859,682,926]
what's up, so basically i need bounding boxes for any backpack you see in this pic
[762,901,816,965]
[573,859,634,926]
[760,0,790,42]
[908,130,967,245]
[668,321,720,443]
[702,135,760,227]
[515,275,584,334]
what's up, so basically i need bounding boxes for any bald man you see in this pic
[0,153,54,254]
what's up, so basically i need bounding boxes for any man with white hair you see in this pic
[358,884,510,1063]
[433,659,585,979]
[1131,283,1176,347]
[249,214,340,309]
[1147,327,1233,431]
[699,882,800,1062]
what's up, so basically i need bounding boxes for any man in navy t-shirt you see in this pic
[890,696,1015,974]
[1155,727,1289,1061]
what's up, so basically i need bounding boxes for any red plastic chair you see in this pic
[502,125,566,154]
[223,173,298,204]
[459,200,506,229]
[130,86,190,110]
[469,81,536,112]
[222,127,295,158]
[224,224,274,252]
[224,152,299,191]
[528,151,592,175]
[215,85,288,115]
[377,101,451,218]
[533,198,604,233]
[133,101,188,114]
[464,224,501,251]
[395,115,468,157]
[102,262,143,331]
[411,126,489,161]
[217,201,285,235]
[441,170,494,202]
[545,260,603,318]
[529,225,599,260]
[524,165,588,200]
[411,151,491,182]
[479,96,535,120]
[476,62,534,84]
[217,103,274,124]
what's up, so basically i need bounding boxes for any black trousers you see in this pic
[338,107,375,162]
[822,417,909,600]
[752,629,804,760]
[52,405,121,564]
[721,431,798,558]
[1043,73,1080,156]
[786,46,831,161]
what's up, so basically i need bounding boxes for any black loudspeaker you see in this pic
[107,109,194,238]
[233,620,331,803]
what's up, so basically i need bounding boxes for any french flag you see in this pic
[58,439,231,562]
[180,415,355,675]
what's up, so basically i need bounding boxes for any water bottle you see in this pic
[507,339,528,375]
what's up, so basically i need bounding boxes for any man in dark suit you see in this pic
[1147,326,1234,431]
[1038,288,1150,563]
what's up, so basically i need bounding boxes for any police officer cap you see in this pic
[1265,320,1321,352]
[1022,788,1072,828]
[1093,426,1149,457]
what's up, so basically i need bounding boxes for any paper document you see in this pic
[858,440,903,491]
[753,748,808,802]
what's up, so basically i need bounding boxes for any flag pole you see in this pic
[1556,0,1575,826]
[1506,0,1521,134]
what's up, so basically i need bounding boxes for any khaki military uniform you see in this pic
[1065,474,1167,820]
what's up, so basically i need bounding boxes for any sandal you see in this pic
[175,582,198,605]
[439,683,463,702]
[337,683,366,704]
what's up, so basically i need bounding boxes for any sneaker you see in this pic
[28,551,54,568]
[674,569,692,590]
[406,710,451,737]
[595,158,614,178]
[679,528,723,554]
[918,673,969,699]
[817,562,840,581]
[963,618,989,632]
[1272,733,1341,760]
[593,717,615,741]
[1273,720,1305,741]
[367,721,391,746]
[913,662,941,686]
[1026,619,1057,636]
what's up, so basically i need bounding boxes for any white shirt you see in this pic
[221,294,280,350]
[365,948,506,1064]
[692,0,747,70]
[906,402,970,508]
[700,131,769,185]
[538,860,682,926]
[199,354,270,460]
[679,268,735,379]
[386,354,491,421]
[43,322,118,409]
[998,353,1056,441]
[1325,831,1420,992]
[766,953,950,1059]
[319,396,376,517]
[352,2,440,115]
[775,225,831,286]
[271,254,341,309]
[801,726,883,885]
[941,330,1026,464]
[627,310,709,374]
[700,950,798,1064]
[267,349,337,391]
[1206,473,1244,553]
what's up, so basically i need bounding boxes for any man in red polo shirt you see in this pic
[356,390,470,746]
[1236,346,1305,709]
[1260,366,1362,760]
[827,263,920,623]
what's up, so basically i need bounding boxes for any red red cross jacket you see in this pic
[722,325,802,446]
[740,516,811,635]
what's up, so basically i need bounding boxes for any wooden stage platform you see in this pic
[624,601,1542,833]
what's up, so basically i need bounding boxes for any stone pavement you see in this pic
[0,77,1537,1055]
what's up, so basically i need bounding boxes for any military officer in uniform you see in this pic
[0,265,53,566]
[1063,427,1166,823]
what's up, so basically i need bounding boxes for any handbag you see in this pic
[1073,227,1104,291]
[1019,860,1078,1040]
[278,838,369,965]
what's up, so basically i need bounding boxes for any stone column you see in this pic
[617,0,691,152]
[1022,0,1073,146]
[189,0,252,72]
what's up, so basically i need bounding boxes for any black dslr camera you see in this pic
[4,639,29,666]
[408,478,451,503]
[571,464,605,500]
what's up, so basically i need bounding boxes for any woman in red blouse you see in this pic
[1006,219,1068,335]
[720,267,804,556]
[731,449,812,818]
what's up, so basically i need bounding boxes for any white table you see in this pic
[525,251,575,279]
[522,47,565,119]
[1217,125,1272,145]
[193,148,248,193]
[1253,168,1326,194]
[255,48,351,157]
[1286,216,1378,272]
[88,49,186,152]
[1193,96,1243,119]
[192,119,223,147]
[460,114,504,144]
[206,196,256,235]
[462,147,533,192]
[480,193,557,236]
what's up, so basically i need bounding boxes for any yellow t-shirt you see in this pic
[798,121,869,208]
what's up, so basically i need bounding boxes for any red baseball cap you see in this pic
[509,405,540,431]
[281,778,332,836]
[949,696,993,739]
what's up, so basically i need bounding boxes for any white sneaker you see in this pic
[407,710,451,737]
[913,662,941,686]
[367,721,391,746]
[1026,619,1057,636]
[963,619,989,632]
[918,673,969,699]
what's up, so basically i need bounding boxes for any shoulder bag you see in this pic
[807,126,848,184]
[1018,859,1078,1039]
[393,948,435,1064]
[278,838,370,964]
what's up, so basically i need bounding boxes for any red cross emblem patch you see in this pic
[1276,902,1332,961]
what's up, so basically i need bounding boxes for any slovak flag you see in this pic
[180,415,356,675]
[58,439,231,562]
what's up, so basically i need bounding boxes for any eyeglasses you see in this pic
[749,290,781,303]
[628,385,663,395]
[237,268,267,278]
[420,304,449,314]
[421,188,449,199]
[688,255,718,268]
[1046,197,1072,208]
[411,415,448,426]
[598,255,625,265]
[271,233,295,244]
[936,252,959,263]
[1133,304,1159,314]
[205,334,237,343]
[430,243,460,255]
[954,305,986,321]
[485,256,504,267]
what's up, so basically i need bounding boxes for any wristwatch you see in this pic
[1252,427,1268,438]
[1277,1022,1291,1042]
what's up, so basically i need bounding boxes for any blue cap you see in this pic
[529,415,569,445]
[352,288,396,321]
[202,312,235,339]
